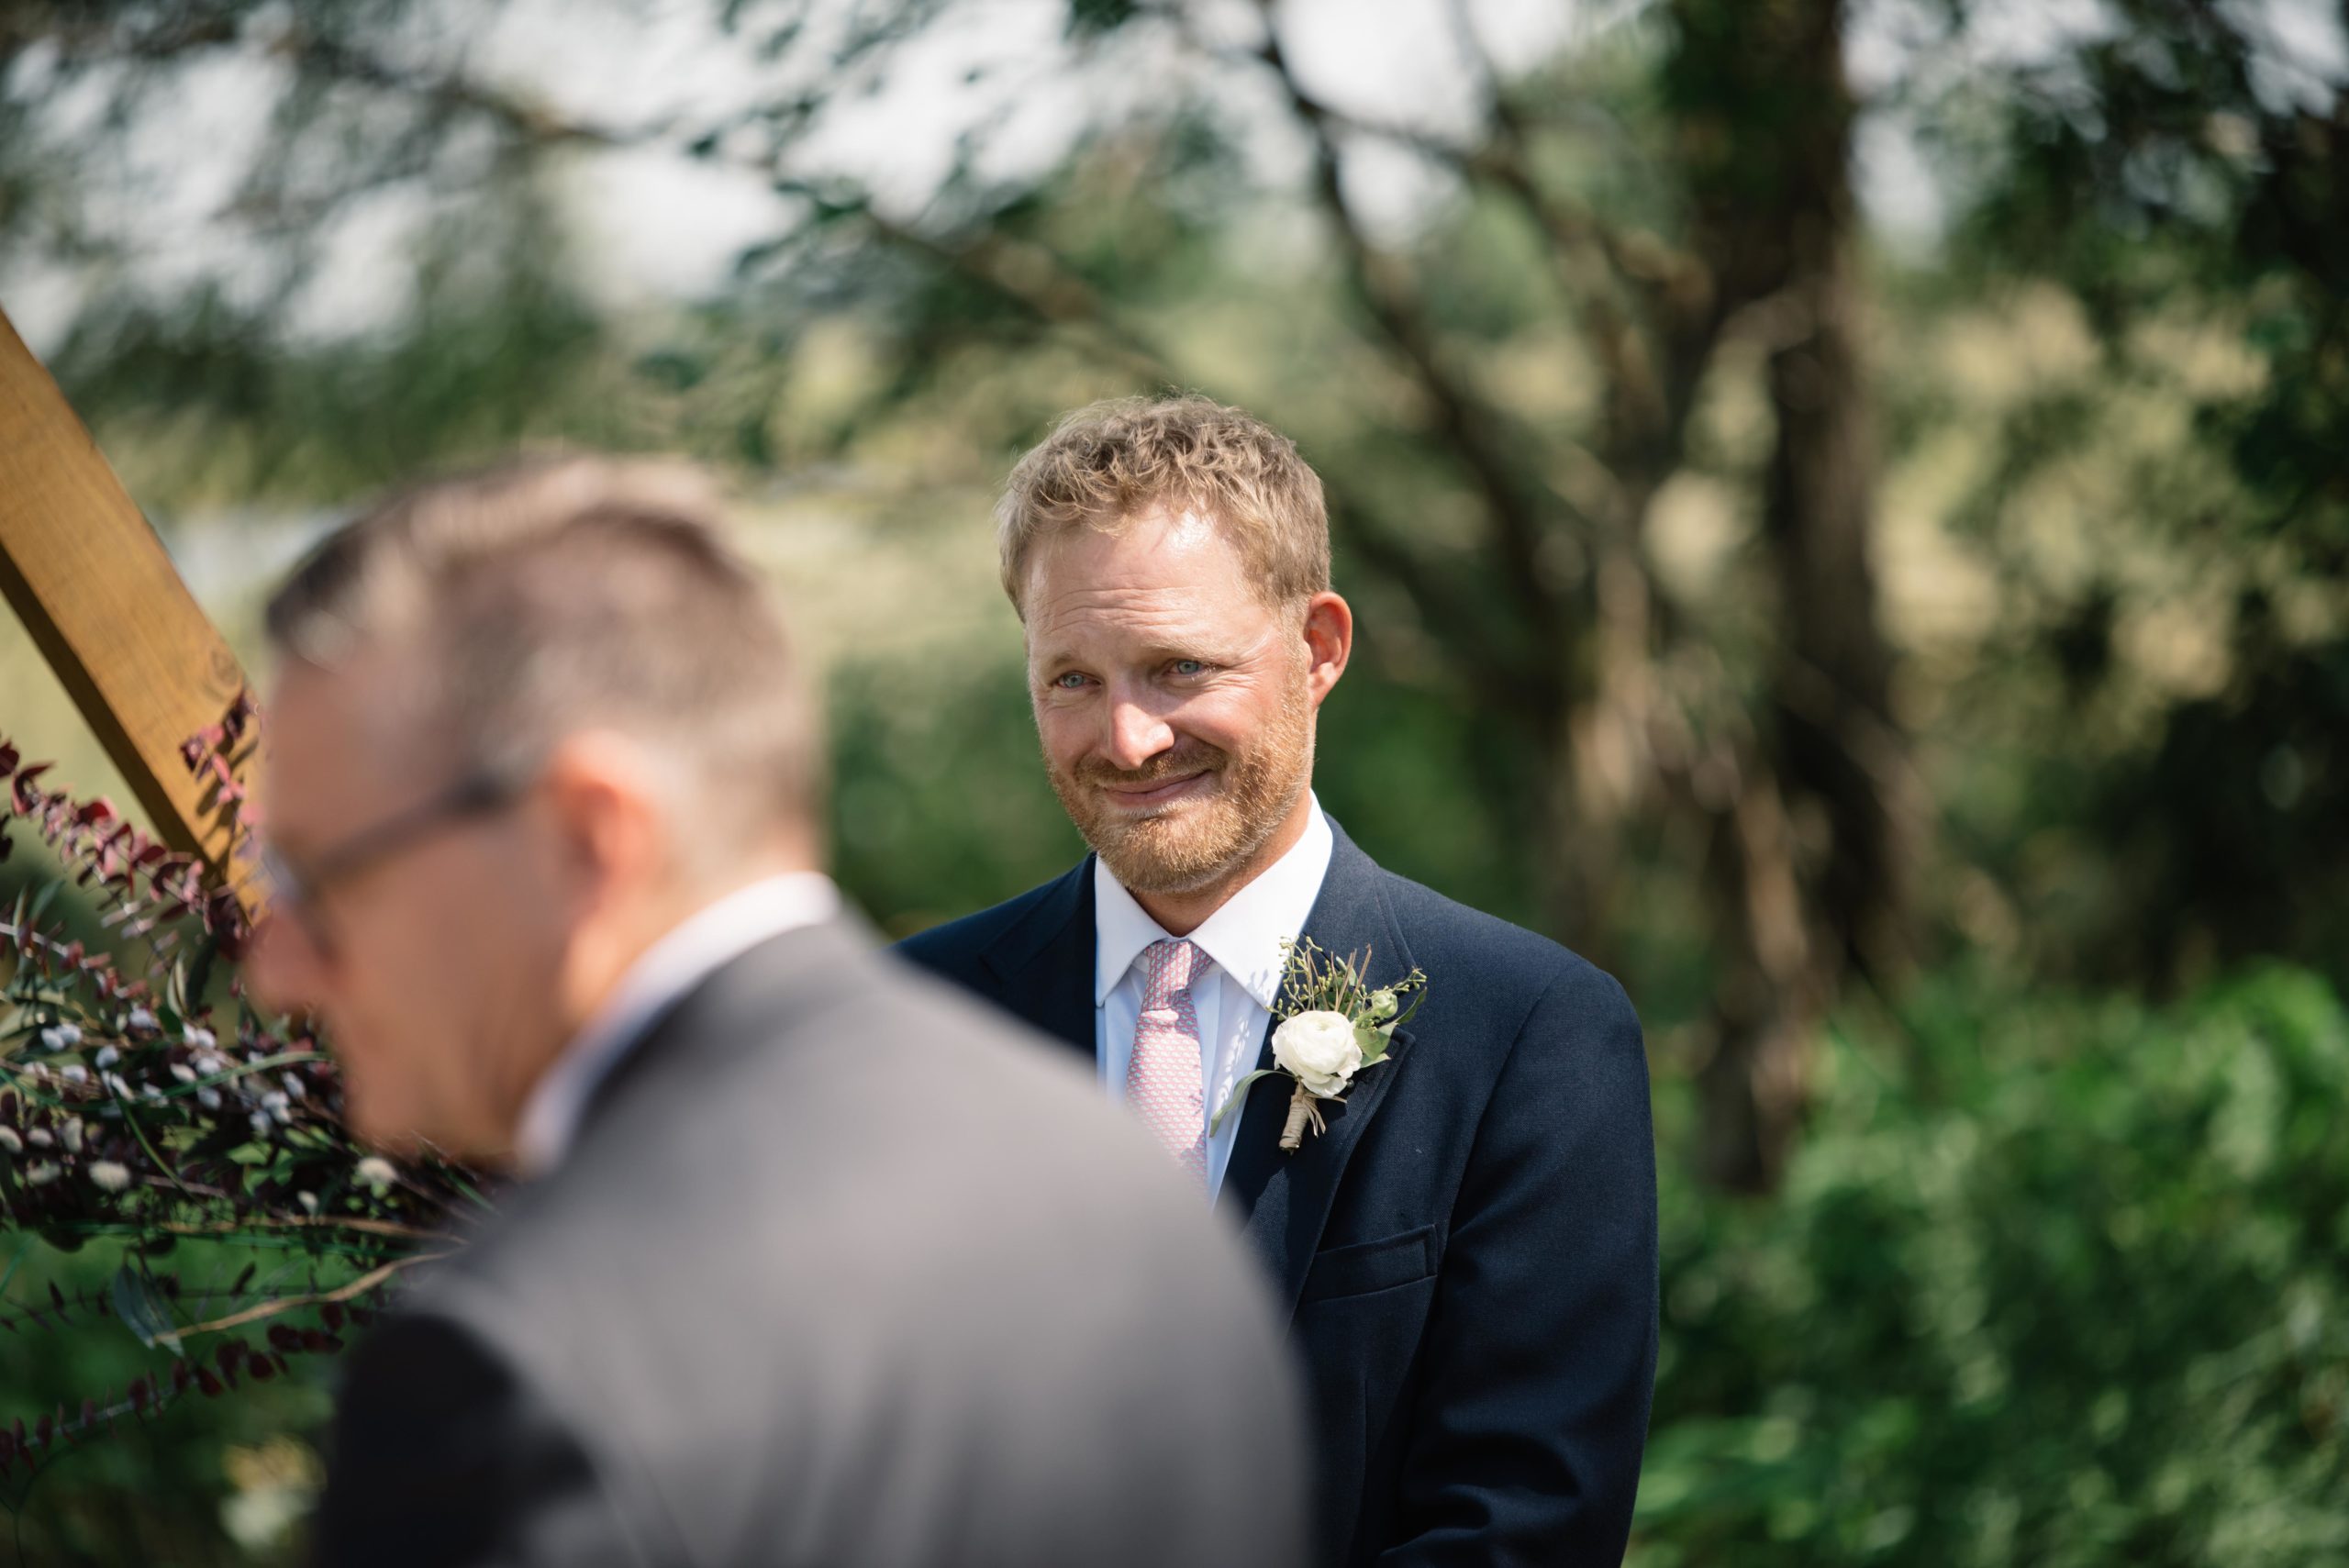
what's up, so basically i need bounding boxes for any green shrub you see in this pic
[1640,967,2349,1566]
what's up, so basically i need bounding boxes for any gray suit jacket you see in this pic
[312,917,1306,1568]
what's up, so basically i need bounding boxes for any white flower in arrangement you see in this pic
[1215,937,1431,1153]
[1273,1010,1366,1098]
[124,1008,156,1032]
[93,1045,119,1071]
[60,1119,83,1153]
[58,1065,87,1087]
[87,1161,131,1193]
[0,1128,22,1155]
[39,1023,81,1051]
[183,1027,216,1051]
[354,1156,398,1193]
[297,1191,320,1214]
[24,1162,60,1186]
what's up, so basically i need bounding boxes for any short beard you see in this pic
[1047,676,1314,899]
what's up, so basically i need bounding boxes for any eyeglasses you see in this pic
[261,765,533,956]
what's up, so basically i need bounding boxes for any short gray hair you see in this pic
[266,452,818,844]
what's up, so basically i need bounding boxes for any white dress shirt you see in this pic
[1095,795,1335,1198]
[513,872,841,1179]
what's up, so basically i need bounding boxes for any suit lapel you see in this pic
[979,858,1098,1066]
[973,828,1419,1318]
[1217,822,1419,1317]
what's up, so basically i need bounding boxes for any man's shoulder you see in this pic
[1364,855,1632,1025]
[1366,855,1575,980]
[388,915,1297,1528]
[416,914,1182,1324]
[894,861,1086,983]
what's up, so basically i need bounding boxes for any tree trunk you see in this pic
[1698,764,1819,1193]
[1670,0,1913,1191]
[1765,221,1911,988]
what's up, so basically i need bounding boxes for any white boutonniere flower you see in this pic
[1214,938,1429,1152]
[1273,1011,1362,1097]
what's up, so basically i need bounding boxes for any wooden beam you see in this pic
[0,304,259,898]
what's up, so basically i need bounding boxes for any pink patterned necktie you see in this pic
[1126,938,1209,1187]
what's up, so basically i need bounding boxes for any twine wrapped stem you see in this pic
[1278,1082,1329,1152]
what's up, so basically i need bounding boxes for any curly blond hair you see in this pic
[996,395,1330,617]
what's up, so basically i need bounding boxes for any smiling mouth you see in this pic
[1097,771,1211,809]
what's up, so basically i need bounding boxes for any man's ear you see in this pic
[1301,592,1353,707]
[539,732,671,895]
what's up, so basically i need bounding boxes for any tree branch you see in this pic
[270,26,660,150]
[1330,488,1561,721]
[234,8,1607,727]
[178,1251,444,1338]
[843,206,1180,389]
[1250,5,1575,688]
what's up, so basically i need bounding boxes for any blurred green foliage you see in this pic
[1640,965,2349,1565]
[0,1236,329,1567]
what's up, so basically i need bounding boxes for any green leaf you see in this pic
[110,1262,183,1353]
[1356,1023,1389,1065]
[26,879,59,928]
[1211,1069,1282,1134]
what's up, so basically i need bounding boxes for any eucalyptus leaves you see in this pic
[1213,938,1428,1152]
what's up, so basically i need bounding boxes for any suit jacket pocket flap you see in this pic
[1298,1225,1438,1304]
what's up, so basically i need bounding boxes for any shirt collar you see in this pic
[513,871,841,1179]
[1092,795,1334,1008]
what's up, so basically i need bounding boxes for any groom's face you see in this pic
[1024,507,1318,896]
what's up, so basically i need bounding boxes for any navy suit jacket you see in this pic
[897,820,1659,1566]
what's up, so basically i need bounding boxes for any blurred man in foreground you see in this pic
[901,397,1658,1564]
[244,454,1304,1568]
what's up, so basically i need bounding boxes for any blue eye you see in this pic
[1171,660,1206,677]
[1052,672,1089,690]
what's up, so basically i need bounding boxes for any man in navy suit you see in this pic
[899,395,1658,1566]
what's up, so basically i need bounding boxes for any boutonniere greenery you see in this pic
[1212,938,1429,1152]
